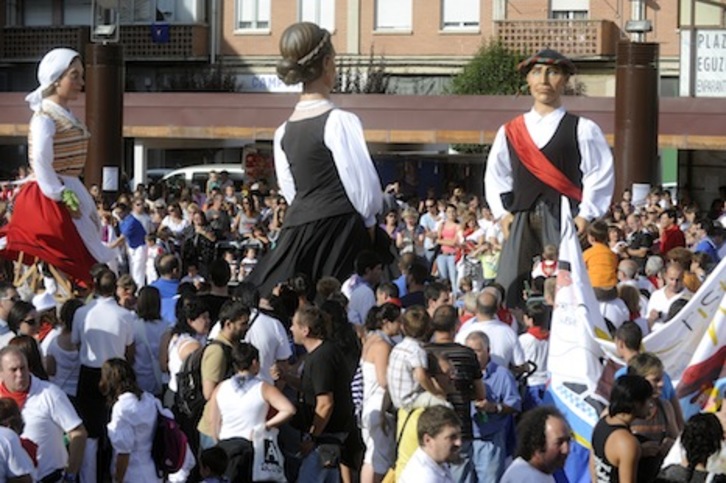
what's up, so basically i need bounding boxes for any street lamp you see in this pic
[91,0,120,44]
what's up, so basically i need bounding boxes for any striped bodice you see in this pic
[29,106,89,176]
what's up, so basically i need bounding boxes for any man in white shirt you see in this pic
[71,268,135,481]
[647,262,691,328]
[455,291,525,371]
[419,198,441,266]
[485,48,614,309]
[501,406,571,483]
[0,346,85,482]
[342,250,382,326]
[398,406,462,483]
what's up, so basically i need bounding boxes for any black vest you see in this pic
[502,113,583,213]
[281,110,356,227]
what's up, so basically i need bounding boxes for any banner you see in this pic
[546,198,608,483]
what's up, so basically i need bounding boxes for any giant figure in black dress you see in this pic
[247,22,383,297]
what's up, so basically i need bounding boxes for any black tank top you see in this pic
[592,417,630,483]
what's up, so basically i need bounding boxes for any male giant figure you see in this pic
[485,49,614,309]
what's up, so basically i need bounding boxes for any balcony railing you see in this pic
[495,20,624,58]
[0,24,209,61]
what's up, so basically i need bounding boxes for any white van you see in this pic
[162,164,245,190]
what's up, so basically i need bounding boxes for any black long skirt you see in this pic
[246,213,373,299]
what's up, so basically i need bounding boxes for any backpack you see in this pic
[152,402,188,476]
[175,339,233,423]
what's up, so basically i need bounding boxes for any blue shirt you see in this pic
[394,274,408,297]
[151,278,180,323]
[119,214,146,249]
[472,360,521,439]
[614,366,676,401]
[694,237,721,263]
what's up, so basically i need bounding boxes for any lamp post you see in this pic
[85,0,124,200]
[613,3,659,202]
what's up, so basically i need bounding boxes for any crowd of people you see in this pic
[0,19,726,483]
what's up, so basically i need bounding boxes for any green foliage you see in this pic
[449,40,526,97]
[449,40,525,153]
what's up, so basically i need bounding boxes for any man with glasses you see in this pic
[0,282,18,349]
[485,49,614,310]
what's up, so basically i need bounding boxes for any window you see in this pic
[442,0,479,30]
[236,0,271,31]
[24,0,53,26]
[299,0,334,32]
[551,10,589,20]
[119,0,154,24]
[64,0,92,25]
[375,0,411,31]
[550,0,589,19]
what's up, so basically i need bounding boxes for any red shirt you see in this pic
[660,225,685,255]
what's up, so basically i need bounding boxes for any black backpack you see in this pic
[175,339,233,424]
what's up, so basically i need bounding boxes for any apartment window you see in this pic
[442,0,480,30]
[236,0,271,31]
[375,0,412,31]
[550,0,589,20]
[300,0,334,32]
[551,10,588,20]
[24,0,53,26]
[64,0,91,25]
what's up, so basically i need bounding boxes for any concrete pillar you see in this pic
[614,41,659,200]
[347,0,360,55]
[133,139,147,192]
[84,43,124,198]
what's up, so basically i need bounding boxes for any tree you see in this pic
[448,40,525,153]
[335,48,390,94]
[449,40,526,97]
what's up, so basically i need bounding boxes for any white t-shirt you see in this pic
[244,311,292,384]
[398,447,454,483]
[217,376,267,441]
[21,376,83,480]
[107,392,164,483]
[46,336,81,397]
[0,426,35,482]
[71,297,135,368]
[646,287,691,326]
[455,318,525,368]
[501,457,555,483]
[518,332,549,386]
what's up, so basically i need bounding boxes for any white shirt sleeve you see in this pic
[324,110,383,227]
[577,117,615,221]
[47,384,83,433]
[273,123,296,204]
[107,400,135,454]
[484,126,512,220]
[0,427,35,480]
[29,114,65,201]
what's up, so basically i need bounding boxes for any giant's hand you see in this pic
[574,216,588,235]
[501,212,514,240]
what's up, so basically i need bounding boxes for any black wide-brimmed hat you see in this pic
[517,48,576,76]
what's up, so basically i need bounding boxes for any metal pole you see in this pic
[614,41,659,199]
[84,43,124,200]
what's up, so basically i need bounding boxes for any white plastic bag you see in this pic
[251,426,286,482]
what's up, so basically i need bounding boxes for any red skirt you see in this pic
[0,182,96,283]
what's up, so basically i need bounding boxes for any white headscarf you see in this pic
[25,48,81,112]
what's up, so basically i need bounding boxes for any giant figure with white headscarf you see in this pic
[0,48,113,283]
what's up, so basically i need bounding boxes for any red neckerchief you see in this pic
[541,260,557,277]
[504,115,583,202]
[630,311,640,321]
[0,380,30,410]
[527,326,550,340]
[36,322,54,343]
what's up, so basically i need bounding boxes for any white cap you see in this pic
[32,291,57,313]
[25,48,81,112]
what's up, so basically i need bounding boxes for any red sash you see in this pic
[504,115,583,202]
